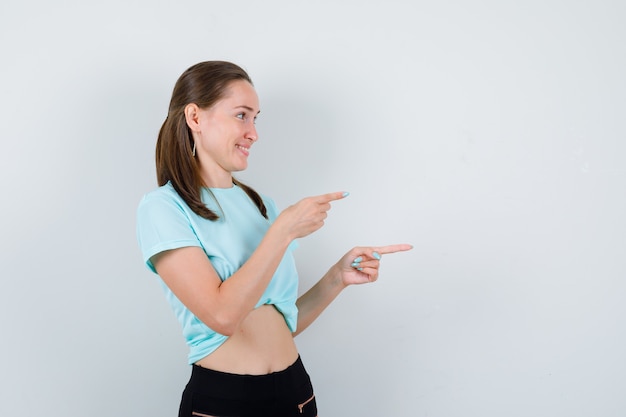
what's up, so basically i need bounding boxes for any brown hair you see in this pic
[155,61,267,220]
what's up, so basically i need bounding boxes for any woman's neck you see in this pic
[200,168,234,189]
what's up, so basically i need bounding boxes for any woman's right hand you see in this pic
[274,191,348,240]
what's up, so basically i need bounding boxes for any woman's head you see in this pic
[184,78,260,187]
[156,61,266,220]
[156,61,253,186]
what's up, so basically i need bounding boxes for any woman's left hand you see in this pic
[336,244,413,286]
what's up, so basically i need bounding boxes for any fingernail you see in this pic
[373,252,381,260]
[353,257,362,263]
[357,267,363,271]
[351,262,360,267]
[342,192,350,197]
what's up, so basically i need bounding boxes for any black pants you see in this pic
[178,356,317,417]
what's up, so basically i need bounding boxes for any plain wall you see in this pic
[1,1,625,416]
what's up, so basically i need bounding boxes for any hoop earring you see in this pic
[192,142,196,157]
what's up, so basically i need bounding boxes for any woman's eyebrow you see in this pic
[234,105,260,114]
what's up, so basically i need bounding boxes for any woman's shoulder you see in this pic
[139,182,182,204]
[137,182,188,216]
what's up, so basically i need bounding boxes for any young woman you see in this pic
[136,61,412,417]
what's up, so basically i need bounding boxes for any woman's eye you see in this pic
[236,113,245,120]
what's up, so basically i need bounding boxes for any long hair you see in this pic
[155,61,267,220]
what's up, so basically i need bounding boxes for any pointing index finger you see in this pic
[373,244,414,255]
[316,191,350,203]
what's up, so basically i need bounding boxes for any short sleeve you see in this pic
[136,194,202,273]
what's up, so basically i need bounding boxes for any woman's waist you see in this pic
[195,304,298,375]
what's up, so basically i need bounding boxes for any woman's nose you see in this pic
[247,122,258,142]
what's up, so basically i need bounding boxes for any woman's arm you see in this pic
[294,244,413,336]
[153,191,348,336]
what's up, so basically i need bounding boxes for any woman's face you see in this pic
[188,80,260,187]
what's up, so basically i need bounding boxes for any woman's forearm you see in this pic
[294,265,345,337]
[154,223,292,336]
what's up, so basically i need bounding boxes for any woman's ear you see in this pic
[184,103,201,132]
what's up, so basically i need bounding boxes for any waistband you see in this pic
[186,356,309,401]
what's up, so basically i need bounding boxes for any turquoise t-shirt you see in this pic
[136,182,299,364]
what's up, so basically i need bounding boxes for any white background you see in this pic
[1,1,625,416]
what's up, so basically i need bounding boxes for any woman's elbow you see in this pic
[200,310,241,337]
